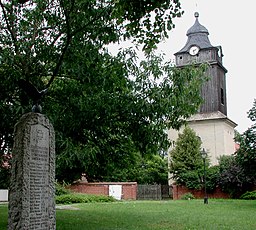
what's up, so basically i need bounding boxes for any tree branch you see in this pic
[0,2,19,54]
[46,0,74,88]
[46,1,109,88]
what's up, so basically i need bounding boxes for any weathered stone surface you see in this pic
[8,112,55,230]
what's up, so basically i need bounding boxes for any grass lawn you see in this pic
[1,199,256,229]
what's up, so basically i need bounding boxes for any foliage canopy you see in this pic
[0,0,208,184]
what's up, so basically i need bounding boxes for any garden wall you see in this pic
[172,184,230,200]
[69,182,137,200]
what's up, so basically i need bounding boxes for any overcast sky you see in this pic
[160,0,256,133]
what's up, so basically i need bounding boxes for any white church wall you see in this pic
[168,118,236,166]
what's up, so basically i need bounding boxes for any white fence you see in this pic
[0,189,8,202]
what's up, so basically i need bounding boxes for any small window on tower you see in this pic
[221,88,224,105]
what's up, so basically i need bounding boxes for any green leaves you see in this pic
[235,119,256,186]
[135,155,168,185]
[169,126,206,189]
[0,0,207,184]
[112,0,184,52]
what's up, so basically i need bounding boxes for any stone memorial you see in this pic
[8,112,55,230]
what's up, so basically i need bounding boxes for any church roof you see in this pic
[176,12,214,54]
[187,111,237,128]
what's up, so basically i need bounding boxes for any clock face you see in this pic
[189,46,200,56]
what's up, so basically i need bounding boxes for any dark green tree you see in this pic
[169,126,207,189]
[218,155,246,198]
[233,100,256,192]
[217,108,256,198]
[205,165,220,193]
[135,154,168,185]
[0,0,208,184]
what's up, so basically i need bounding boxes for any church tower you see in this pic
[168,13,237,165]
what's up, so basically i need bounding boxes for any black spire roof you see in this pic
[176,12,214,54]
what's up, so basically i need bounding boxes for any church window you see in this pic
[221,88,224,105]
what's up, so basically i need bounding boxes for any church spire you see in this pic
[187,12,209,36]
[176,12,213,54]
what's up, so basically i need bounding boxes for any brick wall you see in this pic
[69,182,137,200]
[122,183,137,200]
[172,184,230,200]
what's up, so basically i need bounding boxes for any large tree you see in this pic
[0,0,207,184]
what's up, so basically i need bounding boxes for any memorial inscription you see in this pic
[8,112,56,230]
[29,124,50,229]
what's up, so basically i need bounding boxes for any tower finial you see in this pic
[194,12,199,18]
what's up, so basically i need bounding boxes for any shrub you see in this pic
[55,181,71,196]
[218,155,245,198]
[179,171,202,190]
[55,193,116,204]
[206,165,220,192]
[240,191,256,200]
[180,193,195,200]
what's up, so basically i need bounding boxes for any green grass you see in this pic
[1,199,256,229]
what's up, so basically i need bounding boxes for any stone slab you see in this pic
[8,112,55,230]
